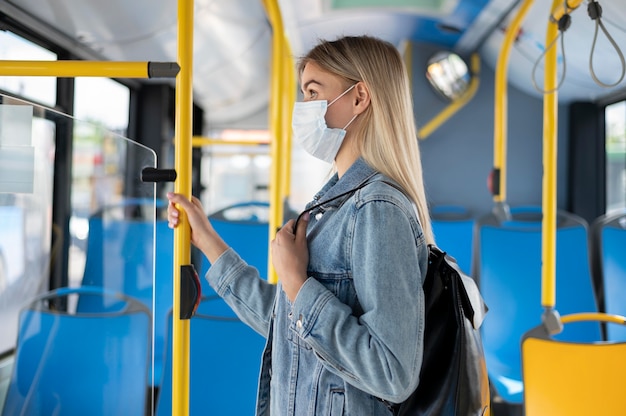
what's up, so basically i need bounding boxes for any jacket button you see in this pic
[296,317,303,329]
[315,212,323,220]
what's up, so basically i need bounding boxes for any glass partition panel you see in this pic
[0,95,54,356]
[0,93,159,415]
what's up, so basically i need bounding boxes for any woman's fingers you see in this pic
[167,198,180,228]
[295,212,309,243]
[166,192,193,228]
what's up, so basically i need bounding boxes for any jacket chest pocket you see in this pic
[312,273,361,311]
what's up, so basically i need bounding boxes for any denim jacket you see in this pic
[206,158,428,415]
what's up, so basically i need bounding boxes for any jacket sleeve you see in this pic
[205,248,278,338]
[289,198,427,403]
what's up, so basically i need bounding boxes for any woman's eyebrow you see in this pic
[302,79,322,91]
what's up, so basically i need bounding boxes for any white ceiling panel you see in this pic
[4,0,626,129]
[9,0,271,128]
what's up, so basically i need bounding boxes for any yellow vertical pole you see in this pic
[541,0,560,310]
[263,0,287,284]
[172,0,193,414]
[541,0,584,310]
[493,0,535,204]
[403,41,413,91]
[280,38,295,226]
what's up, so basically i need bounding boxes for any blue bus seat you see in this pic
[431,205,475,275]
[79,200,172,387]
[2,287,151,416]
[156,296,266,416]
[591,210,626,341]
[475,207,601,404]
[199,202,270,296]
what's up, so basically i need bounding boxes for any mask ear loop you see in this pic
[342,113,359,130]
[328,83,359,130]
[328,83,357,107]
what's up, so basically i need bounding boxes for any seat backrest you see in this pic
[431,205,475,275]
[592,211,626,341]
[2,287,151,416]
[80,211,172,386]
[476,207,601,404]
[522,317,626,416]
[156,296,265,416]
[199,202,270,296]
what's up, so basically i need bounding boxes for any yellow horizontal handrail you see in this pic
[0,60,179,78]
[192,136,269,147]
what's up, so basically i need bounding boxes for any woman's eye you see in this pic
[307,90,318,99]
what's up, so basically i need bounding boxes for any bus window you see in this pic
[74,77,130,134]
[199,128,330,215]
[605,101,626,213]
[0,31,57,106]
[69,78,130,285]
[200,129,271,214]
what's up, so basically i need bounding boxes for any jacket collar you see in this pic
[307,158,378,210]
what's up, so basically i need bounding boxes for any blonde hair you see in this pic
[297,35,434,244]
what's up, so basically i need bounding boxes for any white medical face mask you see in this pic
[291,84,358,163]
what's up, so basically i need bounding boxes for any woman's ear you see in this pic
[353,81,371,114]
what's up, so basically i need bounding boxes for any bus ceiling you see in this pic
[1,0,625,128]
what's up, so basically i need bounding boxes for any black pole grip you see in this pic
[488,168,501,197]
[180,265,201,320]
[147,62,181,78]
[141,167,177,183]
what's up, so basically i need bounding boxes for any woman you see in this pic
[167,35,433,415]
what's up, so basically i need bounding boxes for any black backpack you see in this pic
[387,244,490,416]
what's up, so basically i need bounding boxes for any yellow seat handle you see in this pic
[560,312,626,326]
